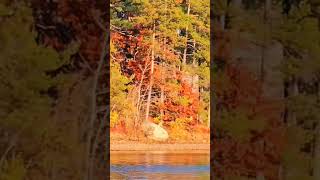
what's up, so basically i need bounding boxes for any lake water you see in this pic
[110,151,210,180]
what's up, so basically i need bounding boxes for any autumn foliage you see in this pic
[110,0,210,142]
[213,30,286,179]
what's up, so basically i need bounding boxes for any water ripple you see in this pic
[111,164,210,174]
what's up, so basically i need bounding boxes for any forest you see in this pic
[0,0,108,179]
[213,0,320,179]
[1,0,320,179]
[110,0,210,142]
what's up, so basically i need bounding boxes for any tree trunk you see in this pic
[145,22,156,123]
[182,0,191,69]
[260,0,269,82]
[86,33,108,180]
[136,61,148,127]
[136,75,144,125]
[220,14,225,31]
[160,84,164,118]
[192,39,199,93]
[160,38,166,122]
[289,77,298,125]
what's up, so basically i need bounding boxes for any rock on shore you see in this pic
[142,122,169,141]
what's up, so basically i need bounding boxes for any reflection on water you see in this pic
[110,151,210,180]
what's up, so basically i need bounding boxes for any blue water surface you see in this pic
[111,164,210,174]
[110,152,210,180]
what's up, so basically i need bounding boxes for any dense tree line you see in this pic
[213,0,320,179]
[110,0,210,139]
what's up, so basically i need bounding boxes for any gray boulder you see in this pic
[142,121,169,141]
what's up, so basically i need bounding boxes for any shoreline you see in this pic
[110,143,210,152]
